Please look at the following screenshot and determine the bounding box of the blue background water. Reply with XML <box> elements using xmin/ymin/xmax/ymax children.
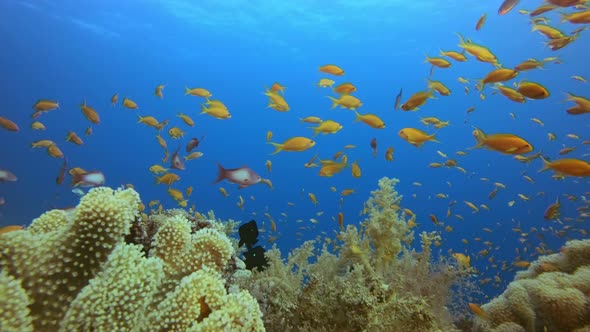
<box><xmin>1</xmin><ymin>0</ymin><xmax>589</xmax><ymax>303</ymax></box>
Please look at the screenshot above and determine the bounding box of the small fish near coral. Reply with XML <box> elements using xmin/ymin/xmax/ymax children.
<box><xmin>238</xmin><ymin>220</ymin><xmax>269</xmax><ymax>271</ymax></box>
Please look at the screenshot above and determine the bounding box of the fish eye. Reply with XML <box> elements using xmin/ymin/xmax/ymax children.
<box><xmin>244</xmin><ymin>179</ymin><xmax>249</xmax><ymax>182</ymax></box>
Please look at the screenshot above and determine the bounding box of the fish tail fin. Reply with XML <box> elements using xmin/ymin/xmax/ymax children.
<box><xmin>538</xmin><ymin>156</ymin><xmax>552</xmax><ymax>173</ymax></box>
<box><xmin>429</xmin><ymin>134</ymin><xmax>440</xmax><ymax>143</ymax></box>
<box><xmin>309</xmin><ymin>127</ymin><xmax>320</xmax><ymax>137</ymax></box>
<box><xmin>327</xmin><ymin>96</ymin><xmax>339</xmax><ymax>109</ymax></box>
<box><xmin>267</xmin><ymin>142</ymin><xmax>283</xmax><ymax>155</ymax></box>
<box><xmin>200</xmin><ymin>104</ymin><xmax>209</xmax><ymax>114</ymax></box>
<box><xmin>184</xmin><ymin>86</ymin><xmax>190</xmax><ymax>95</ymax></box>
<box><xmin>476</xmin><ymin>80</ymin><xmax>484</xmax><ymax>91</ymax></box>
<box><xmin>353</xmin><ymin>110</ymin><xmax>361</xmax><ymax>122</ymax></box>
<box><xmin>428</xmin><ymin>89</ymin><xmax>438</xmax><ymax>100</ymax></box>
<box><xmin>136</xmin><ymin>114</ymin><xmax>143</xmax><ymax>123</ymax></box>
<box><xmin>214</xmin><ymin>163</ymin><xmax>226</xmax><ymax>183</ymax></box>
<box><xmin>559</xmin><ymin>13</ymin><xmax>569</xmax><ymax>24</ymax></box>
<box><xmin>456</xmin><ymin>32</ymin><xmax>467</xmax><ymax>47</ymax></box>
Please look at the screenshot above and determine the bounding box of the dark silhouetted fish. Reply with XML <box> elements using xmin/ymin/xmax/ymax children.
<box><xmin>238</xmin><ymin>219</ymin><xmax>259</xmax><ymax>248</ymax></box>
<box><xmin>243</xmin><ymin>246</ymin><xmax>269</xmax><ymax>271</ymax></box>
<box><xmin>186</xmin><ymin>136</ymin><xmax>204</xmax><ymax>153</ymax></box>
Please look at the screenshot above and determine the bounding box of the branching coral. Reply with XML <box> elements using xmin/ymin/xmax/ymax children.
<box><xmin>237</xmin><ymin>177</ymin><xmax>469</xmax><ymax>332</ymax></box>
<box><xmin>0</xmin><ymin>187</ymin><xmax>264</xmax><ymax>332</ymax></box>
<box><xmin>473</xmin><ymin>239</ymin><xmax>590</xmax><ymax>332</ymax></box>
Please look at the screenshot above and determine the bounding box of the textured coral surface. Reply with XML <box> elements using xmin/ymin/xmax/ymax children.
<box><xmin>0</xmin><ymin>187</ymin><xmax>264</xmax><ymax>332</ymax></box>
<box><xmin>237</xmin><ymin>177</ymin><xmax>471</xmax><ymax>332</ymax></box>
<box><xmin>473</xmin><ymin>239</ymin><xmax>590</xmax><ymax>332</ymax></box>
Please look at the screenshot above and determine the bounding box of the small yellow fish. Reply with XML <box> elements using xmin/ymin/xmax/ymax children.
<box><xmin>317</xmin><ymin>78</ymin><xmax>335</xmax><ymax>88</ymax></box>
<box><xmin>168</xmin><ymin>127</ymin><xmax>184</xmax><ymax>139</ymax></box>
<box><xmin>571</xmin><ymin>75</ymin><xmax>587</xmax><ymax>83</ymax></box>
<box><xmin>351</xmin><ymin>160</ymin><xmax>361</xmax><ymax>178</ymax></box>
<box><xmin>31</xmin><ymin>121</ymin><xmax>46</xmax><ymax>130</ymax></box>
<box><xmin>122</xmin><ymin>97</ymin><xmax>139</xmax><ymax>109</ymax></box>
<box><xmin>155</xmin><ymin>84</ymin><xmax>165</xmax><ymax>99</ymax></box>
<box><xmin>177</xmin><ymin>113</ymin><xmax>195</xmax><ymax>127</ymax></box>
<box><xmin>308</xmin><ymin>193</ymin><xmax>319</xmax><ymax>206</ymax></box>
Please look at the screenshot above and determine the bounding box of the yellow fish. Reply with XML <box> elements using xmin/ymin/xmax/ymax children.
<box><xmin>310</xmin><ymin>120</ymin><xmax>343</xmax><ymax>136</ymax></box>
<box><xmin>268</xmin><ymin>137</ymin><xmax>315</xmax><ymax>154</ymax></box>
<box><xmin>398</xmin><ymin>128</ymin><xmax>439</xmax><ymax>147</ymax></box>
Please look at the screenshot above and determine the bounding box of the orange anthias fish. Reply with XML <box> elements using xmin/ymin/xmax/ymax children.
<box><xmin>0</xmin><ymin>115</ymin><xmax>19</xmax><ymax>132</ymax></box>
<box><xmin>268</xmin><ymin>137</ymin><xmax>316</xmax><ymax>154</ymax></box>
<box><xmin>539</xmin><ymin>156</ymin><xmax>590</xmax><ymax>177</ymax></box>
<box><xmin>399</xmin><ymin>128</ymin><xmax>439</xmax><ymax>147</ymax></box>
<box><xmin>472</xmin><ymin>127</ymin><xmax>533</xmax><ymax>154</ymax></box>
<box><xmin>468</xmin><ymin>303</ymin><xmax>489</xmax><ymax>320</ymax></box>
<box><xmin>319</xmin><ymin>64</ymin><xmax>345</xmax><ymax>76</ymax></box>
<box><xmin>0</xmin><ymin>225</ymin><xmax>24</xmax><ymax>235</ymax></box>
<box><xmin>544</xmin><ymin>197</ymin><xmax>561</xmax><ymax>220</ymax></box>
<box><xmin>475</xmin><ymin>13</ymin><xmax>487</xmax><ymax>31</ymax></box>
<box><xmin>498</xmin><ymin>0</ymin><xmax>520</xmax><ymax>15</ymax></box>
<box><xmin>401</xmin><ymin>90</ymin><xmax>434</xmax><ymax>111</ymax></box>
<box><xmin>80</xmin><ymin>100</ymin><xmax>100</xmax><ymax>124</ymax></box>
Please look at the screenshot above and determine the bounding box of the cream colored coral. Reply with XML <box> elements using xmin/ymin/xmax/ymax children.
<box><xmin>474</xmin><ymin>239</ymin><xmax>590</xmax><ymax>332</ymax></box>
<box><xmin>27</xmin><ymin>209</ymin><xmax>69</xmax><ymax>234</ymax></box>
<box><xmin>151</xmin><ymin>214</ymin><xmax>234</xmax><ymax>279</ymax></box>
<box><xmin>192</xmin><ymin>290</ymin><xmax>265</xmax><ymax>332</ymax></box>
<box><xmin>151</xmin><ymin>214</ymin><xmax>193</xmax><ymax>278</ymax></box>
<box><xmin>0</xmin><ymin>187</ymin><xmax>140</xmax><ymax>330</ymax></box>
<box><xmin>147</xmin><ymin>273</ymin><xmax>266</xmax><ymax>332</ymax></box>
<box><xmin>0</xmin><ymin>186</ymin><xmax>265</xmax><ymax>332</ymax></box>
<box><xmin>0</xmin><ymin>271</ymin><xmax>33</xmax><ymax>332</ymax></box>
<box><xmin>59</xmin><ymin>244</ymin><xmax>164</xmax><ymax>331</ymax></box>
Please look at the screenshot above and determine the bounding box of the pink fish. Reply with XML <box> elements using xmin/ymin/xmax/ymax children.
<box><xmin>56</xmin><ymin>158</ymin><xmax>68</xmax><ymax>185</ymax></box>
<box><xmin>171</xmin><ymin>147</ymin><xmax>186</xmax><ymax>170</ymax></box>
<box><xmin>0</xmin><ymin>169</ymin><xmax>17</xmax><ymax>182</ymax></box>
<box><xmin>214</xmin><ymin>163</ymin><xmax>261</xmax><ymax>189</ymax></box>
<box><xmin>0</xmin><ymin>197</ymin><xmax>5</xmax><ymax>206</ymax></box>
<box><xmin>71</xmin><ymin>171</ymin><xmax>105</xmax><ymax>187</ymax></box>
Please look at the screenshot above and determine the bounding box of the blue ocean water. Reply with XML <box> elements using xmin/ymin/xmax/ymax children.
<box><xmin>0</xmin><ymin>0</ymin><xmax>588</xmax><ymax>303</ymax></box>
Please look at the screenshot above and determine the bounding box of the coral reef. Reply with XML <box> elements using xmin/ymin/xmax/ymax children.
<box><xmin>473</xmin><ymin>239</ymin><xmax>590</xmax><ymax>332</ymax></box>
<box><xmin>0</xmin><ymin>187</ymin><xmax>264</xmax><ymax>332</ymax></box>
<box><xmin>236</xmin><ymin>177</ymin><xmax>471</xmax><ymax>332</ymax></box>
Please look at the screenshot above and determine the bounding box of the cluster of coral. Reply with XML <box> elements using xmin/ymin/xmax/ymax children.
<box><xmin>236</xmin><ymin>177</ymin><xmax>472</xmax><ymax>332</ymax></box>
<box><xmin>0</xmin><ymin>187</ymin><xmax>264</xmax><ymax>332</ymax></box>
<box><xmin>473</xmin><ymin>238</ymin><xmax>590</xmax><ymax>332</ymax></box>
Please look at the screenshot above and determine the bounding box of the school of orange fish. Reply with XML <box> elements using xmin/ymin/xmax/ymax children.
<box><xmin>1</xmin><ymin>0</ymin><xmax>590</xmax><ymax>315</ymax></box>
